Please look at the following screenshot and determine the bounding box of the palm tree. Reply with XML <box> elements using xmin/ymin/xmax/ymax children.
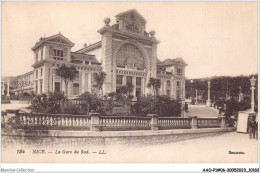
<box><xmin>56</xmin><ymin>64</ymin><xmax>77</xmax><ymax>97</ymax></box>
<box><xmin>147</xmin><ymin>77</ymin><xmax>161</xmax><ymax>97</ymax></box>
<box><xmin>94</xmin><ymin>71</ymin><xmax>106</xmax><ymax>98</ymax></box>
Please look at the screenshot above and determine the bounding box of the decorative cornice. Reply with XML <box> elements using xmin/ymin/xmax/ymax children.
<box><xmin>98</xmin><ymin>26</ymin><xmax>159</xmax><ymax>44</ymax></box>
<box><xmin>31</xmin><ymin>33</ymin><xmax>75</xmax><ymax>51</ymax></box>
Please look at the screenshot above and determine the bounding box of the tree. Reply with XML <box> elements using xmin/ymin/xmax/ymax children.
<box><xmin>94</xmin><ymin>71</ymin><xmax>106</xmax><ymax>98</ymax></box>
<box><xmin>147</xmin><ymin>77</ymin><xmax>161</xmax><ymax>96</ymax></box>
<box><xmin>56</xmin><ymin>64</ymin><xmax>78</xmax><ymax>96</ymax></box>
<box><xmin>119</xmin><ymin>82</ymin><xmax>134</xmax><ymax>98</ymax></box>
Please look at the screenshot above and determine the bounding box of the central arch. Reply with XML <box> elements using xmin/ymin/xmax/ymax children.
<box><xmin>112</xmin><ymin>39</ymin><xmax>151</xmax><ymax>96</ymax></box>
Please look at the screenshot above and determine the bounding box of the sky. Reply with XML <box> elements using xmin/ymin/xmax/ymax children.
<box><xmin>1</xmin><ymin>1</ymin><xmax>258</xmax><ymax>79</ymax></box>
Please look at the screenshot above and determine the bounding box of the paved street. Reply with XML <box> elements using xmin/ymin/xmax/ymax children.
<box><xmin>105</xmin><ymin>131</ymin><xmax>258</xmax><ymax>163</ymax></box>
<box><xmin>185</xmin><ymin>104</ymin><xmax>219</xmax><ymax>117</ymax></box>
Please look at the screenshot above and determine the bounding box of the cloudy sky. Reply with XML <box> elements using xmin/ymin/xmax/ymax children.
<box><xmin>2</xmin><ymin>1</ymin><xmax>258</xmax><ymax>79</ymax></box>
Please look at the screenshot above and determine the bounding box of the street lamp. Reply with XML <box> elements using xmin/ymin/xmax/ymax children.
<box><xmin>250</xmin><ymin>76</ymin><xmax>256</xmax><ymax>113</ymax></box>
<box><xmin>206</xmin><ymin>79</ymin><xmax>211</xmax><ymax>107</ymax></box>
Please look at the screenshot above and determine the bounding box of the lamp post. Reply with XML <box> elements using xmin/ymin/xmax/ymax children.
<box><xmin>206</xmin><ymin>80</ymin><xmax>211</xmax><ymax>107</ymax></box>
<box><xmin>250</xmin><ymin>76</ymin><xmax>256</xmax><ymax>113</ymax></box>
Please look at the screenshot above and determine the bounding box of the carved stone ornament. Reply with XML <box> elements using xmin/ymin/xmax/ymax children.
<box><xmin>104</xmin><ymin>18</ymin><xmax>111</xmax><ymax>26</ymax></box>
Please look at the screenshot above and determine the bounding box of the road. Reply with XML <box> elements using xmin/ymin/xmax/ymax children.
<box><xmin>185</xmin><ymin>104</ymin><xmax>219</xmax><ymax>117</ymax></box>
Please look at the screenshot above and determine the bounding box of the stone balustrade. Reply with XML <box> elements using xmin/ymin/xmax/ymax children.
<box><xmin>100</xmin><ymin>115</ymin><xmax>151</xmax><ymax>131</ymax></box>
<box><xmin>197</xmin><ymin>117</ymin><xmax>221</xmax><ymax>128</ymax></box>
<box><xmin>18</xmin><ymin>113</ymin><xmax>91</xmax><ymax>130</ymax></box>
<box><xmin>2</xmin><ymin>110</ymin><xmax>227</xmax><ymax>131</ymax></box>
<box><xmin>158</xmin><ymin>117</ymin><xmax>192</xmax><ymax>130</ymax></box>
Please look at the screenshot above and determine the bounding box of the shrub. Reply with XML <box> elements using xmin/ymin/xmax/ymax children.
<box><xmin>30</xmin><ymin>92</ymin><xmax>67</xmax><ymax>114</ymax></box>
<box><xmin>78</xmin><ymin>92</ymin><xmax>104</xmax><ymax>113</ymax></box>
<box><xmin>132</xmin><ymin>95</ymin><xmax>181</xmax><ymax>116</ymax></box>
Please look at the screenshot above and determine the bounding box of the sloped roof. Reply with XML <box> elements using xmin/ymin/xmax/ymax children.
<box><xmin>157</xmin><ymin>58</ymin><xmax>188</xmax><ymax>67</ymax></box>
<box><xmin>71</xmin><ymin>52</ymin><xmax>99</xmax><ymax>63</ymax></box>
<box><xmin>32</xmin><ymin>33</ymin><xmax>74</xmax><ymax>51</ymax></box>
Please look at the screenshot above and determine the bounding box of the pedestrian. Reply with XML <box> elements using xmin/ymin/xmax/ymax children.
<box><xmin>248</xmin><ymin>116</ymin><xmax>257</xmax><ymax>139</ymax></box>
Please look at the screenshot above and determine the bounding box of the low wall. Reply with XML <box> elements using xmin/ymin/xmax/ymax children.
<box><xmin>1</xmin><ymin>127</ymin><xmax>236</xmax><ymax>148</ymax></box>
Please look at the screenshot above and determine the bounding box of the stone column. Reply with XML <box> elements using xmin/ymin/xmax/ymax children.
<box><xmin>90</xmin><ymin>112</ymin><xmax>101</xmax><ymax>131</ymax></box>
<box><xmin>101</xmin><ymin>31</ymin><xmax>113</xmax><ymax>95</ymax></box>
<box><xmin>191</xmin><ymin>116</ymin><xmax>198</xmax><ymax>129</ymax></box>
<box><xmin>195</xmin><ymin>89</ymin><xmax>198</xmax><ymax>105</ymax></box>
<box><xmin>206</xmin><ymin>80</ymin><xmax>211</xmax><ymax>107</ymax></box>
<box><xmin>250</xmin><ymin>76</ymin><xmax>256</xmax><ymax>113</ymax></box>
<box><xmin>148</xmin><ymin>114</ymin><xmax>158</xmax><ymax>130</ymax></box>
<box><xmin>87</xmin><ymin>73</ymin><xmax>92</xmax><ymax>92</ymax></box>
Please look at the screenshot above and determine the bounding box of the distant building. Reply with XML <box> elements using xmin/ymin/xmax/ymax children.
<box><xmin>12</xmin><ymin>9</ymin><xmax>187</xmax><ymax>99</ymax></box>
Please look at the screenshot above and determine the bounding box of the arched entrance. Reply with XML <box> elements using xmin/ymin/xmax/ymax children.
<box><xmin>114</xmin><ymin>41</ymin><xmax>149</xmax><ymax>96</ymax></box>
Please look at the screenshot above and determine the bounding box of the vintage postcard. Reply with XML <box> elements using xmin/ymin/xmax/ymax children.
<box><xmin>1</xmin><ymin>1</ymin><xmax>258</xmax><ymax>169</ymax></box>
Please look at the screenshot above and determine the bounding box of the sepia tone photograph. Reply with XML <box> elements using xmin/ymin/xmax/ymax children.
<box><xmin>1</xmin><ymin>1</ymin><xmax>258</xmax><ymax>167</ymax></box>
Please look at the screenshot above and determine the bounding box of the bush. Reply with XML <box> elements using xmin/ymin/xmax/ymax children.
<box><xmin>78</xmin><ymin>92</ymin><xmax>104</xmax><ymax>113</ymax></box>
<box><xmin>132</xmin><ymin>95</ymin><xmax>181</xmax><ymax>116</ymax></box>
<box><xmin>30</xmin><ymin>92</ymin><xmax>67</xmax><ymax>114</ymax></box>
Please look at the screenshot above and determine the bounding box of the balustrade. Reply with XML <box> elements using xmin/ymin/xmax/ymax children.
<box><xmin>100</xmin><ymin>116</ymin><xmax>151</xmax><ymax>130</ymax></box>
<box><xmin>158</xmin><ymin>117</ymin><xmax>192</xmax><ymax>129</ymax></box>
<box><xmin>17</xmin><ymin>113</ymin><xmax>91</xmax><ymax>130</ymax></box>
<box><xmin>2</xmin><ymin>111</ymin><xmax>225</xmax><ymax>131</ymax></box>
<box><xmin>197</xmin><ymin>118</ymin><xmax>221</xmax><ymax>128</ymax></box>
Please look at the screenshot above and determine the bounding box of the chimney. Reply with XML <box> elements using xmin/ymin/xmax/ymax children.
<box><xmin>84</xmin><ymin>43</ymin><xmax>87</xmax><ymax>48</ymax></box>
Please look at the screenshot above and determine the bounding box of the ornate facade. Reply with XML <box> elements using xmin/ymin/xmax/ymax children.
<box><xmin>14</xmin><ymin>9</ymin><xmax>187</xmax><ymax>99</ymax></box>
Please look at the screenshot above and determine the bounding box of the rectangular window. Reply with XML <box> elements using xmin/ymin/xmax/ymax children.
<box><xmin>177</xmin><ymin>68</ymin><xmax>182</xmax><ymax>75</ymax></box>
<box><xmin>53</xmin><ymin>49</ymin><xmax>64</xmax><ymax>58</ymax></box>
<box><xmin>126</xmin><ymin>76</ymin><xmax>132</xmax><ymax>84</ymax></box>
<box><xmin>41</xmin><ymin>68</ymin><xmax>43</xmax><ymax>77</ymax></box>
<box><xmin>177</xmin><ymin>81</ymin><xmax>180</xmax><ymax>87</ymax></box>
<box><xmin>55</xmin><ymin>82</ymin><xmax>60</xmax><ymax>92</ymax></box>
<box><xmin>41</xmin><ymin>49</ymin><xmax>43</xmax><ymax>60</ymax></box>
<box><xmin>73</xmin><ymin>83</ymin><xmax>79</xmax><ymax>95</ymax></box>
<box><xmin>35</xmin><ymin>82</ymin><xmax>38</xmax><ymax>94</ymax></box>
<box><xmin>116</xmin><ymin>75</ymin><xmax>123</xmax><ymax>85</ymax></box>
<box><xmin>136</xmin><ymin>77</ymin><xmax>141</xmax><ymax>86</ymax></box>
<box><xmin>75</xmin><ymin>71</ymin><xmax>79</xmax><ymax>78</ymax></box>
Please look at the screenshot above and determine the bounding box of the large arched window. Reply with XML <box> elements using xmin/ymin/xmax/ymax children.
<box><xmin>116</xmin><ymin>43</ymin><xmax>145</xmax><ymax>70</ymax></box>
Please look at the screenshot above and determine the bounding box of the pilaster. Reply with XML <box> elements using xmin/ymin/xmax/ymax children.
<box><xmin>101</xmin><ymin>31</ymin><xmax>113</xmax><ymax>95</ymax></box>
